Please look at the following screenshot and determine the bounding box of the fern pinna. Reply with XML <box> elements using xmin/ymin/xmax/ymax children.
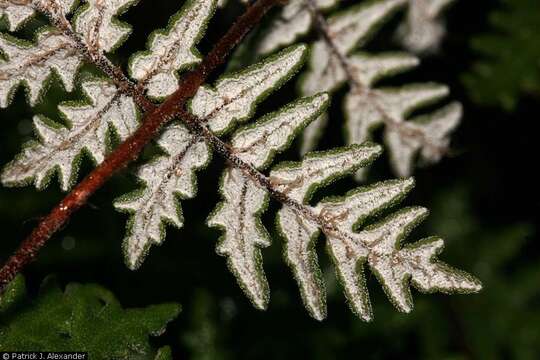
<box><xmin>239</xmin><ymin>0</ymin><xmax>460</xmax><ymax>178</ymax></box>
<box><xmin>0</xmin><ymin>0</ymin><xmax>480</xmax><ymax>321</ymax></box>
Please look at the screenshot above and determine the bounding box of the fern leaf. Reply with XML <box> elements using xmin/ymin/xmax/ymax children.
<box><xmin>1</xmin><ymin>78</ymin><xmax>138</xmax><ymax>190</ymax></box>
<box><xmin>271</xmin><ymin>145</ymin><xmax>381</xmax><ymax>201</ymax></box>
<box><xmin>0</xmin><ymin>29</ymin><xmax>81</xmax><ymax>107</ymax></box>
<box><xmin>254</xmin><ymin>0</ymin><xmax>455</xmax><ymax>55</ymax></box>
<box><xmin>0</xmin><ymin>0</ymin><xmax>480</xmax><ymax>324</ymax></box>
<box><xmin>224</xmin><ymin>0</ymin><xmax>460</xmax><ymax>177</ymax></box>
<box><xmin>257</xmin><ymin>0</ymin><xmax>337</xmax><ymax>55</ymax></box>
<box><xmin>115</xmin><ymin>124</ymin><xmax>210</xmax><ymax>270</ymax></box>
<box><xmin>378</xmin><ymin>79</ymin><xmax>449</xmax><ymax>114</ymax></box>
<box><xmin>74</xmin><ymin>0</ymin><xmax>138</xmax><ymax>53</ymax></box>
<box><xmin>302</xmin><ymin>52</ymin><xmax>421</xmax><ymax>157</ymax></box>
<box><xmin>0</xmin><ymin>275</ymin><xmax>179</xmax><ymax>357</ymax></box>
<box><xmin>348</xmin><ymin>52</ymin><xmax>420</xmax><ymax>87</ymax></box>
<box><xmin>301</xmin><ymin>0</ymin><xmax>407</xmax><ymax>92</ymax></box>
<box><xmin>190</xmin><ymin>44</ymin><xmax>307</xmax><ymax>134</ymax></box>
<box><xmin>396</xmin><ymin>0</ymin><xmax>455</xmax><ymax>53</ymax></box>
<box><xmin>323</xmin><ymin>0</ymin><xmax>406</xmax><ymax>54</ymax></box>
<box><xmin>231</xmin><ymin>94</ymin><xmax>329</xmax><ymax>169</ymax></box>
<box><xmin>0</xmin><ymin>0</ymin><xmax>139</xmax><ymax>107</ymax></box>
<box><xmin>113</xmin><ymin>0</ymin><xmax>219</xmax><ymax>267</ymax></box>
<box><xmin>129</xmin><ymin>0</ymin><xmax>216</xmax><ymax>99</ymax></box>
<box><xmin>208</xmin><ymin>94</ymin><xmax>329</xmax><ymax>309</ymax></box>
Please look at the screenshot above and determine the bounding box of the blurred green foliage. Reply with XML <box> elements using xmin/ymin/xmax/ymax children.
<box><xmin>0</xmin><ymin>275</ymin><xmax>179</xmax><ymax>359</ymax></box>
<box><xmin>463</xmin><ymin>0</ymin><xmax>540</xmax><ymax>110</ymax></box>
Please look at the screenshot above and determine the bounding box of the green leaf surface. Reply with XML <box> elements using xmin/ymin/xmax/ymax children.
<box><xmin>0</xmin><ymin>276</ymin><xmax>179</xmax><ymax>360</ymax></box>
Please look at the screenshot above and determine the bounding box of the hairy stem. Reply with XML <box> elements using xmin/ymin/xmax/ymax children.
<box><xmin>304</xmin><ymin>0</ymin><xmax>447</xmax><ymax>156</ymax></box>
<box><xmin>0</xmin><ymin>0</ymin><xmax>282</xmax><ymax>290</ymax></box>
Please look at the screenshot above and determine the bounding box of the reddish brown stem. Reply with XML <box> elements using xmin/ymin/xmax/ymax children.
<box><xmin>0</xmin><ymin>0</ymin><xmax>281</xmax><ymax>290</ymax></box>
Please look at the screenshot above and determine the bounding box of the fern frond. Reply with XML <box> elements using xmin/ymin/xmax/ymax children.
<box><xmin>383</xmin><ymin>101</ymin><xmax>461</xmax><ymax>177</ymax></box>
<box><xmin>226</xmin><ymin>0</ymin><xmax>460</xmax><ymax>178</ymax></box>
<box><xmin>272</xmin><ymin>150</ymin><xmax>479</xmax><ymax>320</ymax></box>
<box><xmin>1</xmin><ymin>0</ymin><xmax>215</xmax><ymax>191</ymax></box>
<box><xmin>257</xmin><ymin>0</ymin><xmax>455</xmax><ymax>56</ymax></box>
<box><xmin>0</xmin><ymin>0</ymin><xmax>481</xmax><ymax>324</ymax></box>
<box><xmin>229</xmin><ymin>0</ymin><xmax>459</xmax><ymax>177</ymax></box>
<box><xmin>356</xmin><ymin>207</ymin><xmax>480</xmax><ymax>312</ymax></box>
<box><xmin>194</xmin><ymin>57</ymin><xmax>477</xmax><ymax>320</ymax></box>
<box><xmin>273</xmin><ymin>144</ymin><xmax>381</xmax><ymax>320</ymax></box>
<box><xmin>203</xmin><ymin>99</ymin><xmax>479</xmax><ymax>321</ymax></box>
<box><xmin>0</xmin><ymin>0</ymin><xmax>136</xmax><ymax>108</ymax></box>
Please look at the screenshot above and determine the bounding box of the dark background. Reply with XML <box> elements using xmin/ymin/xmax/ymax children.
<box><xmin>1</xmin><ymin>0</ymin><xmax>539</xmax><ymax>358</ymax></box>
